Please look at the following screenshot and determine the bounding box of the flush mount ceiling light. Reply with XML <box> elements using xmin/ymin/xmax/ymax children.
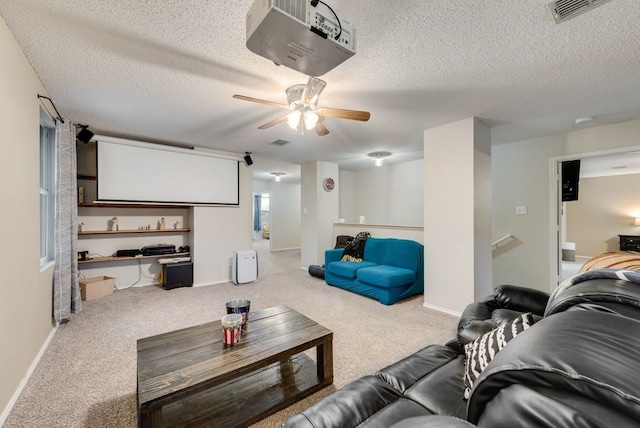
<box><xmin>270</xmin><ymin>172</ymin><xmax>286</xmax><ymax>182</ymax></box>
<box><xmin>368</xmin><ymin>151</ymin><xmax>391</xmax><ymax>167</ymax></box>
<box><xmin>574</xmin><ymin>116</ymin><xmax>594</xmax><ymax>126</ymax></box>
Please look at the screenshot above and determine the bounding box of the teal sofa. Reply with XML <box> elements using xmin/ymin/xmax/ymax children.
<box><xmin>324</xmin><ymin>237</ymin><xmax>424</xmax><ymax>305</ymax></box>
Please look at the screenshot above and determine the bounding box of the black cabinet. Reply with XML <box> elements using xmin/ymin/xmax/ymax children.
<box><xmin>619</xmin><ymin>235</ymin><xmax>640</xmax><ymax>252</ymax></box>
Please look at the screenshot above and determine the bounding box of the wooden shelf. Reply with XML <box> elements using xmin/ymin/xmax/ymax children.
<box><xmin>78</xmin><ymin>203</ymin><xmax>189</xmax><ymax>209</ymax></box>
<box><xmin>78</xmin><ymin>228</ymin><xmax>190</xmax><ymax>236</ymax></box>
<box><xmin>78</xmin><ymin>252</ymin><xmax>190</xmax><ymax>264</ymax></box>
<box><xmin>77</xmin><ymin>173</ymin><xmax>97</xmax><ymax>180</ymax></box>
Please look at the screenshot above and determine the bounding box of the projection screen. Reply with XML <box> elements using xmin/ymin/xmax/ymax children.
<box><xmin>95</xmin><ymin>136</ymin><xmax>239</xmax><ymax>205</ymax></box>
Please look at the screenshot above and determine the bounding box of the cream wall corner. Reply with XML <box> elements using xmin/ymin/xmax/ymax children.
<box><xmin>0</xmin><ymin>17</ymin><xmax>55</xmax><ymax>421</ymax></box>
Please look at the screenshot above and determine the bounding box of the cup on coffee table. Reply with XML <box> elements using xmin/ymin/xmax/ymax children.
<box><xmin>226</xmin><ymin>299</ymin><xmax>251</xmax><ymax>331</ymax></box>
<box><xmin>221</xmin><ymin>313</ymin><xmax>243</xmax><ymax>345</ymax></box>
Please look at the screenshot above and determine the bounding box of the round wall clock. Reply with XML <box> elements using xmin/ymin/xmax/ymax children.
<box><xmin>322</xmin><ymin>177</ymin><xmax>335</xmax><ymax>192</ymax></box>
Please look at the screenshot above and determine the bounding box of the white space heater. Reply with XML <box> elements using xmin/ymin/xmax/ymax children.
<box><xmin>232</xmin><ymin>250</ymin><xmax>258</xmax><ymax>285</ymax></box>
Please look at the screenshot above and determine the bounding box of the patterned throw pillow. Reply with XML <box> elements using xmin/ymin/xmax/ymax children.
<box><xmin>463</xmin><ymin>312</ymin><xmax>536</xmax><ymax>399</ymax></box>
<box><xmin>340</xmin><ymin>231</ymin><xmax>371</xmax><ymax>262</ymax></box>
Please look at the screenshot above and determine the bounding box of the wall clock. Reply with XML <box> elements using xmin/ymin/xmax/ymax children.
<box><xmin>322</xmin><ymin>177</ymin><xmax>335</xmax><ymax>192</ymax></box>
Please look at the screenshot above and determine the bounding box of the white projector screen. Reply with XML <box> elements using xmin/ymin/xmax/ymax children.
<box><xmin>96</xmin><ymin>137</ymin><xmax>239</xmax><ymax>205</ymax></box>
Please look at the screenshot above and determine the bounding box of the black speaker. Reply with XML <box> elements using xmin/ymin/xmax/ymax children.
<box><xmin>243</xmin><ymin>152</ymin><xmax>253</xmax><ymax>166</ymax></box>
<box><xmin>76</xmin><ymin>126</ymin><xmax>94</xmax><ymax>144</ymax></box>
<box><xmin>162</xmin><ymin>262</ymin><xmax>193</xmax><ymax>290</ymax></box>
<box><xmin>561</xmin><ymin>160</ymin><xmax>580</xmax><ymax>202</ymax></box>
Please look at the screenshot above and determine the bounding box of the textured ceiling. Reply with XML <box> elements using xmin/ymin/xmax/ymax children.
<box><xmin>2</xmin><ymin>0</ymin><xmax>640</xmax><ymax>183</ymax></box>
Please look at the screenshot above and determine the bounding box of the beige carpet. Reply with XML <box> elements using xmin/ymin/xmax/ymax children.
<box><xmin>4</xmin><ymin>240</ymin><xmax>458</xmax><ymax>427</ymax></box>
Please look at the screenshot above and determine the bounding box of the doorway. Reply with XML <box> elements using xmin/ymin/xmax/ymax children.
<box><xmin>253</xmin><ymin>192</ymin><xmax>270</xmax><ymax>242</ymax></box>
<box><xmin>550</xmin><ymin>146</ymin><xmax>640</xmax><ymax>287</ymax></box>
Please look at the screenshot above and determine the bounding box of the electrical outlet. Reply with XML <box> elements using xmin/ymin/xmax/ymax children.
<box><xmin>515</xmin><ymin>205</ymin><xmax>527</xmax><ymax>215</ymax></box>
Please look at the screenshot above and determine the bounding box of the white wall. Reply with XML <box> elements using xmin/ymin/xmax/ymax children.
<box><xmin>190</xmin><ymin>196</ymin><xmax>253</xmax><ymax>286</ymax></box>
<box><xmin>301</xmin><ymin>161</ymin><xmax>339</xmax><ymax>267</ymax></box>
<box><xmin>349</xmin><ymin>159</ymin><xmax>423</xmax><ymax>226</ymax></box>
<box><xmin>423</xmin><ymin>118</ymin><xmax>491</xmax><ymax>314</ymax></box>
<box><xmin>338</xmin><ymin>170</ymin><xmax>355</xmax><ymax>223</ymax></box>
<box><xmin>492</xmin><ymin>118</ymin><xmax>640</xmax><ymax>293</ymax></box>
<box><xmin>253</xmin><ymin>180</ymin><xmax>301</xmax><ymax>251</ymax></box>
<box><xmin>0</xmin><ymin>17</ymin><xmax>55</xmax><ymax>421</ymax></box>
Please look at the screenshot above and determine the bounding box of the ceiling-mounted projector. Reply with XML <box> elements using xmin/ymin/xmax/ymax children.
<box><xmin>245</xmin><ymin>0</ymin><xmax>356</xmax><ymax>76</ymax></box>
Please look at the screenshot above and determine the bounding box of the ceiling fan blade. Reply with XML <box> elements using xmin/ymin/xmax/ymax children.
<box><xmin>258</xmin><ymin>114</ymin><xmax>289</xmax><ymax>129</ymax></box>
<box><xmin>233</xmin><ymin>94</ymin><xmax>287</xmax><ymax>109</ymax></box>
<box><xmin>319</xmin><ymin>107</ymin><xmax>371</xmax><ymax>121</ymax></box>
<box><xmin>315</xmin><ymin>122</ymin><xmax>330</xmax><ymax>136</ymax></box>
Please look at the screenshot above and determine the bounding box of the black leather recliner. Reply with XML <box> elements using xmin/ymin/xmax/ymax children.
<box><xmin>456</xmin><ymin>284</ymin><xmax>549</xmax><ymax>347</ymax></box>
<box><xmin>283</xmin><ymin>278</ymin><xmax>640</xmax><ymax>427</ymax></box>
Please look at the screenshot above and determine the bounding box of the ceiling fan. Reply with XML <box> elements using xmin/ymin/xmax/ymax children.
<box><xmin>233</xmin><ymin>77</ymin><xmax>370</xmax><ymax>136</ymax></box>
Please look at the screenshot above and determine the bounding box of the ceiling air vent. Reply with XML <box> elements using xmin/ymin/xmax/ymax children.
<box><xmin>547</xmin><ymin>0</ymin><xmax>612</xmax><ymax>24</ymax></box>
<box><xmin>270</xmin><ymin>139</ymin><xmax>291</xmax><ymax>147</ymax></box>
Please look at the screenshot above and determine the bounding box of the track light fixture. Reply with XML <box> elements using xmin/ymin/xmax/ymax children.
<box><xmin>244</xmin><ymin>152</ymin><xmax>254</xmax><ymax>166</ymax></box>
<box><xmin>76</xmin><ymin>124</ymin><xmax>94</xmax><ymax>144</ymax></box>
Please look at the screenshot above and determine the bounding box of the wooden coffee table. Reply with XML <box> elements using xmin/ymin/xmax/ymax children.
<box><xmin>136</xmin><ymin>305</ymin><xmax>333</xmax><ymax>427</ymax></box>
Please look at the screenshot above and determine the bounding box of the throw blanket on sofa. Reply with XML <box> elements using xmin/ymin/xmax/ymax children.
<box><xmin>341</xmin><ymin>231</ymin><xmax>371</xmax><ymax>262</ymax></box>
<box><xmin>578</xmin><ymin>251</ymin><xmax>640</xmax><ymax>273</ymax></box>
<box><xmin>550</xmin><ymin>268</ymin><xmax>640</xmax><ymax>303</ymax></box>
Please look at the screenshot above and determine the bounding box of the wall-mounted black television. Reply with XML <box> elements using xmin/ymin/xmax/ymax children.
<box><xmin>561</xmin><ymin>159</ymin><xmax>580</xmax><ymax>202</ymax></box>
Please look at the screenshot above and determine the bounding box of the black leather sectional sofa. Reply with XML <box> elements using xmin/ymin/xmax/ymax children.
<box><xmin>283</xmin><ymin>275</ymin><xmax>640</xmax><ymax>427</ymax></box>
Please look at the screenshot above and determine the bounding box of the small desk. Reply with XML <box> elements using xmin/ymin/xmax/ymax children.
<box><xmin>619</xmin><ymin>235</ymin><xmax>640</xmax><ymax>252</ymax></box>
<box><xmin>136</xmin><ymin>305</ymin><xmax>333</xmax><ymax>427</ymax></box>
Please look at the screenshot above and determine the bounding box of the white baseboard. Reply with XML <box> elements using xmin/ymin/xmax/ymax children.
<box><xmin>0</xmin><ymin>325</ymin><xmax>57</xmax><ymax>425</ymax></box>
<box><xmin>422</xmin><ymin>302</ymin><xmax>462</xmax><ymax>317</ymax></box>
<box><xmin>192</xmin><ymin>279</ymin><xmax>229</xmax><ymax>287</ymax></box>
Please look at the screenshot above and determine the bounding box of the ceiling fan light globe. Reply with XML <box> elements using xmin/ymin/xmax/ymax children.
<box><xmin>302</xmin><ymin>77</ymin><xmax>327</xmax><ymax>106</ymax></box>
<box><xmin>286</xmin><ymin>84</ymin><xmax>306</xmax><ymax>106</ymax></box>
<box><xmin>287</xmin><ymin>110</ymin><xmax>302</xmax><ymax>130</ymax></box>
<box><xmin>303</xmin><ymin>111</ymin><xmax>319</xmax><ymax>130</ymax></box>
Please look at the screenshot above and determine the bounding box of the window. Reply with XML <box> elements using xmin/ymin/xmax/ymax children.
<box><xmin>40</xmin><ymin>108</ymin><xmax>55</xmax><ymax>265</ymax></box>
